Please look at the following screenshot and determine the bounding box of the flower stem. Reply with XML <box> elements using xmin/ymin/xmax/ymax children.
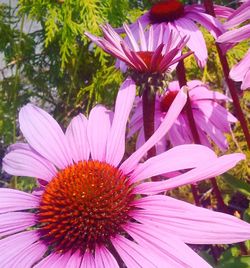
<box><xmin>142</xmin><ymin>86</ymin><xmax>156</xmax><ymax>158</ymax></box>
<box><xmin>176</xmin><ymin>60</ymin><xmax>201</xmax><ymax>206</ymax></box>
<box><xmin>204</xmin><ymin>0</ymin><xmax>250</xmax><ymax>150</ymax></box>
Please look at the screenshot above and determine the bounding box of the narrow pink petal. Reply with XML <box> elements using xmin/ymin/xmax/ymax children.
<box><xmin>19</xmin><ymin>104</ymin><xmax>73</xmax><ymax>169</ymax></box>
<box><xmin>133</xmin><ymin>195</ymin><xmax>250</xmax><ymax>244</ymax></box>
<box><xmin>112</xmin><ymin>235</ymin><xmax>165</xmax><ymax>268</ymax></box>
<box><xmin>120</xmin><ymin>88</ymin><xmax>187</xmax><ymax>174</ymax></box>
<box><xmin>0</xmin><ymin>188</ymin><xmax>40</xmax><ymax>213</ymax></box>
<box><xmin>95</xmin><ymin>246</ymin><xmax>119</xmax><ymax>268</ymax></box>
<box><xmin>123</xmin><ymin>23</ymin><xmax>140</xmax><ymax>51</ymax></box>
<box><xmin>5</xmin><ymin>241</ymin><xmax>46</xmax><ymax>268</ymax></box>
<box><xmin>0</xmin><ymin>212</ymin><xmax>35</xmax><ymax>236</ymax></box>
<box><xmin>131</xmin><ymin>145</ymin><xmax>217</xmax><ymax>183</ymax></box>
<box><xmin>135</xmin><ymin>153</ymin><xmax>245</xmax><ymax>194</ymax></box>
<box><xmin>81</xmin><ymin>251</ymin><xmax>96</xmax><ymax>268</ymax></box>
<box><xmin>66</xmin><ymin>250</ymin><xmax>83</xmax><ymax>267</ymax></box>
<box><xmin>241</xmin><ymin>69</ymin><xmax>250</xmax><ymax>90</ymax></box>
<box><xmin>65</xmin><ymin>113</ymin><xmax>90</xmax><ymax>163</ymax></box>
<box><xmin>174</xmin><ymin>18</ymin><xmax>207</xmax><ymax>67</ymax></box>
<box><xmin>0</xmin><ymin>230</ymin><xmax>40</xmax><ymax>266</ymax></box>
<box><xmin>138</xmin><ymin>21</ymin><xmax>147</xmax><ymax>51</ymax></box>
<box><xmin>87</xmin><ymin>105</ymin><xmax>111</xmax><ymax>161</ymax></box>
<box><xmin>3</xmin><ymin>146</ymin><xmax>56</xmax><ymax>181</ymax></box>
<box><xmin>34</xmin><ymin>253</ymin><xmax>61</xmax><ymax>268</ymax></box>
<box><xmin>125</xmin><ymin>222</ymin><xmax>212</xmax><ymax>268</ymax></box>
<box><xmin>186</xmin><ymin>10</ymin><xmax>224</xmax><ymax>38</ymax></box>
<box><xmin>106</xmin><ymin>78</ymin><xmax>136</xmax><ymax>167</ymax></box>
<box><xmin>213</xmin><ymin>4</ymin><xmax>234</xmax><ymax>19</ymax></box>
<box><xmin>230</xmin><ymin>48</ymin><xmax>250</xmax><ymax>82</ymax></box>
<box><xmin>217</xmin><ymin>24</ymin><xmax>250</xmax><ymax>44</ymax></box>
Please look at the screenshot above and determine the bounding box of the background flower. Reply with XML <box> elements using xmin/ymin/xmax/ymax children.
<box><xmin>129</xmin><ymin>80</ymin><xmax>237</xmax><ymax>152</ymax></box>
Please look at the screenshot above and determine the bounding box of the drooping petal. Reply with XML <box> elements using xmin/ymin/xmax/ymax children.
<box><xmin>131</xmin><ymin>145</ymin><xmax>217</xmax><ymax>183</ymax></box>
<box><xmin>0</xmin><ymin>188</ymin><xmax>40</xmax><ymax>213</ymax></box>
<box><xmin>174</xmin><ymin>18</ymin><xmax>207</xmax><ymax>67</ymax></box>
<box><xmin>3</xmin><ymin>146</ymin><xmax>56</xmax><ymax>181</ymax></box>
<box><xmin>65</xmin><ymin>113</ymin><xmax>90</xmax><ymax>163</ymax></box>
<box><xmin>120</xmin><ymin>88</ymin><xmax>187</xmax><ymax>174</ymax></box>
<box><xmin>217</xmin><ymin>24</ymin><xmax>250</xmax><ymax>44</ymax></box>
<box><xmin>135</xmin><ymin>153</ymin><xmax>245</xmax><ymax>194</ymax></box>
<box><xmin>241</xmin><ymin>69</ymin><xmax>250</xmax><ymax>90</ymax></box>
<box><xmin>133</xmin><ymin>195</ymin><xmax>250</xmax><ymax>244</ymax></box>
<box><xmin>19</xmin><ymin>104</ymin><xmax>73</xmax><ymax>169</ymax></box>
<box><xmin>0</xmin><ymin>212</ymin><xmax>36</xmax><ymax>236</ymax></box>
<box><xmin>125</xmin><ymin>222</ymin><xmax>212</xmax><ymax>268</ymax></box>
<box><xmin>106</xmin><ymin>78</ymin><xmax>136</xmax><ymax>167</ymax></box>
<box><xmin>87</xmin><ymin>105</ymin><xmax>111</xmax><ymax>161</ymax></box>
<box><xmin>95</xmin><ymin>246</ymin><xmax>119</xmax><ymax>268</ymax></box>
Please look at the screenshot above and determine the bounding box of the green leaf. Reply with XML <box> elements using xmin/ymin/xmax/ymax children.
<box><xmin>222</xmin><ymin>173</ymin><xmax>250</xmax><ymax>198</ymax></box>
<box><xmin>217</xmin><ymin>256</ymin><xmax>250</xmax><ymax>268</ymax></box>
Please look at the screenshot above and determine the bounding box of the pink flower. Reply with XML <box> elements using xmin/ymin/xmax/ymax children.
<box><xmin>117</xmin><ymin>0</ymin><xmax>233</xmax><ymax>68</ymax></box>
<box><xmin>217</xmin><ymin>0</ymin><xmax>250</xmax><ymax>90</ymax></box>
<box><xmin>85</xmin><ymin>23</ymin><xmax>192</xmax><ymax>74</ymax></box>
<box><xmin>1</xmin><ymin>78</ymin><xmax>248</xmax><ymax>267</ymax></box>
<box><xmin>129</xmin><ymin>80</ymin><xmax>237</xmax><ymax>152</ymax></box>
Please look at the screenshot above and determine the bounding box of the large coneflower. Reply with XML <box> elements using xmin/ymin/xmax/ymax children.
<box><xmin>1</xmin><ymin>78</ymin><xmax>249</xmax><ymax>267</ymax></box>
<box><xmin>129</xmin><ymin>80</ymin><xmax>237</xmax><ymax>152</ymax></box>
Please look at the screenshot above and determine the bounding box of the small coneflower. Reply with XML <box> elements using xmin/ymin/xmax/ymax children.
<box><xmin>118</xmin><ymin>0</ymin><xmax>233</xmax><ymax>68</ymax></box>
<box><xmin>129</xmin><ymin>80</ymin><xmax>237</xmax><ymax>152</ymax></box>
<box><xmin>1</xmin><ymin>79</ymin><xmax>249</xmax><ymax>267</ymax></box>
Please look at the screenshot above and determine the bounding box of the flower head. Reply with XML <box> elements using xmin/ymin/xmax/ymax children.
<box><xmin>1</xmin><ymin>78</ymin><xmax>249</xmax><ymax>267</ymax></box>
<box><xmin>129</xmin><ymin>80</ymin><xmax>237</xmax><ymax>152</ymax></box>
<box><xmin>85</xmin><ymin>23</ymin><xmax>192</xmax><ymax>75</ymax></box>
<box><xmin>119</xmin><ymin>0</ymin><xmax>233</xmax><ymax>68</ymax></box>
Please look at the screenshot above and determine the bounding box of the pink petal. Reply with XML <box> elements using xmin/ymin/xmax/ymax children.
<box><xmin>65</xmin><ymin>113</ymin><xmax>90</xmax><ymax>163</ymax></box>
<box><xmin>213</xmin><ymin>4</ymin><xmax>234</xmax><ymax>19</ymax></box>
<box><xmin>217</xmin><ymin>24</ymin><xmax>250</xmax><ymax>44</ymax></box>
<box><xmin>125</xmin><ymin>222</ymin><xmax>212</xmax><ymax>268</ymax></box>
<box><xmin>34</xmin><ymin>253</ymin><xmax>61</xmax><ymax>268</ymax></box>
<box><xmin>111</xmin><ymin>235</ymin><xmax>166</xmax><ymax>268</ymax></box>
<box><xmin>135</xmin><ymin>153</ymin><xmax>245</xmax><ymax>194</ymax></box>
<box><xmin>133</xmin><ymin>195</ymin><xmax>250</xmax><ymax>244</ymax></box>
<box><xmin>174</xmin><ymin>18</ymin><xmax>207</xmax><ymax>68</ymax></box>
<box><xmin>0</xmin><ymin>188</ymin><xmax>40</xmax><ymax>213</ymax></box>
<box><xmin>241</xmin><ymin>68</ymin><xmax>250</xmax><ymax>90</ymax></box>
<box><xmin>87</xmin><ymin>105</ymin><xmax>111</xmax><ymax>161</ymax></box>
<box><xmin>95</xmin><ymin>246</ymin><xmax>119</xmax><ymax>268</ymax></box>
<box><xmin>19</xmin><ymin>104</ymin><xmax>73</xmax><ymax>169</ymax></box>
<box><xmin>0</xmin><ymin>230</ymin><xmax>40</xmax><ymax>267</ymax></box>
<box><xmin>186</xmin><ymin>10</ymin><xmax>224</xmax><ymax>38</ymax></box>
<box><xmin>81</xmin><ymin>251</ymin><xmax>95</xmax><ymax>268</ymax></box>
<box><xmin>120</xmin><ymin>88</ymin><xmax>187</xmax><ymax>174</ymax></box>
<box><xmin>3</xmin><ymin>146</ymin><xmax>56</xmax><ymax>181</ymax></box>
<box><xmin>0</xmin><ymin>212</ymin><xmax>35</xmax><ymax>236</ymax></box>
<box><xmin>66</xmin><ymin>250</ymin><xmax>83</xmax><ymax>267</ymax></box>
<box><xmin>106</xmin><ymin>78</ymin><xmax>136</xmax><ymax>167</ymax></box>
<box><xmin>230</xmin><ymin>48</ymin><xmax>250</xmax><ymax>82</ymax></box>
<box><xmin>4</xmin><ymin>241</ymin><xmax>46</xmax><ymax>268</ymax></box>
<box><xmin>131</xmin><ymin>144</ymin><xmax>217</xmax><ymax>183</ymax></box>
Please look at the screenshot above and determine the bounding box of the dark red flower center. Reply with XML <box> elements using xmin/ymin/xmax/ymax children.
<box><xmin>150</xmin><ymin>0</ymin><xmax>185</xmax><ymax>23</ymax></box>
<box><xmin>136</xmin><ymin>51</ymin><xmax>163</xmax><ymax>73</ymax></box>
<box><xmin>38</xmin><ymin>160</ymin><xmax>134</xmax><ymax>254</ymax></box>
<box><xmin>160</xmin><ymin>90</ymin><xmax>179</xmax><ymax>112</ymax></box>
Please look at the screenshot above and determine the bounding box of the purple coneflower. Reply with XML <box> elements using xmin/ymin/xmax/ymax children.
<box><xmin>1</xmin><ymin>78</ymin><xmax>249</xmax><ymax>267</ymax></box>
<box><xmin>118</xmin><ymin>0</ymin><xmax>233</xmax><ymax>68</ymax></box>
<box><xmin>129</xmin><ymin>80</ymin><xmax>237</xmax><ymax>152</ymax></box>
<box><xmin>85</xmin><ymin>23</ymin><xmax>191</xmax><ymax>76</ymax></box>
<box><xmin>217</xmin><ymin>0</ymin><xmax>250</xmax><ymax>90</ymax></box>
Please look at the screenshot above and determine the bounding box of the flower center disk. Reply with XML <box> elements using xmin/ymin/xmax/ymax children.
<box><xmin>38</xmin><ymin>160</ymin><xmax>133</xmax><ymax>253</ymax></box>
<box><xmin>150</xmin><ymin>0</ymin><xmax>184</xmax><ymax>23</ymax></box>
